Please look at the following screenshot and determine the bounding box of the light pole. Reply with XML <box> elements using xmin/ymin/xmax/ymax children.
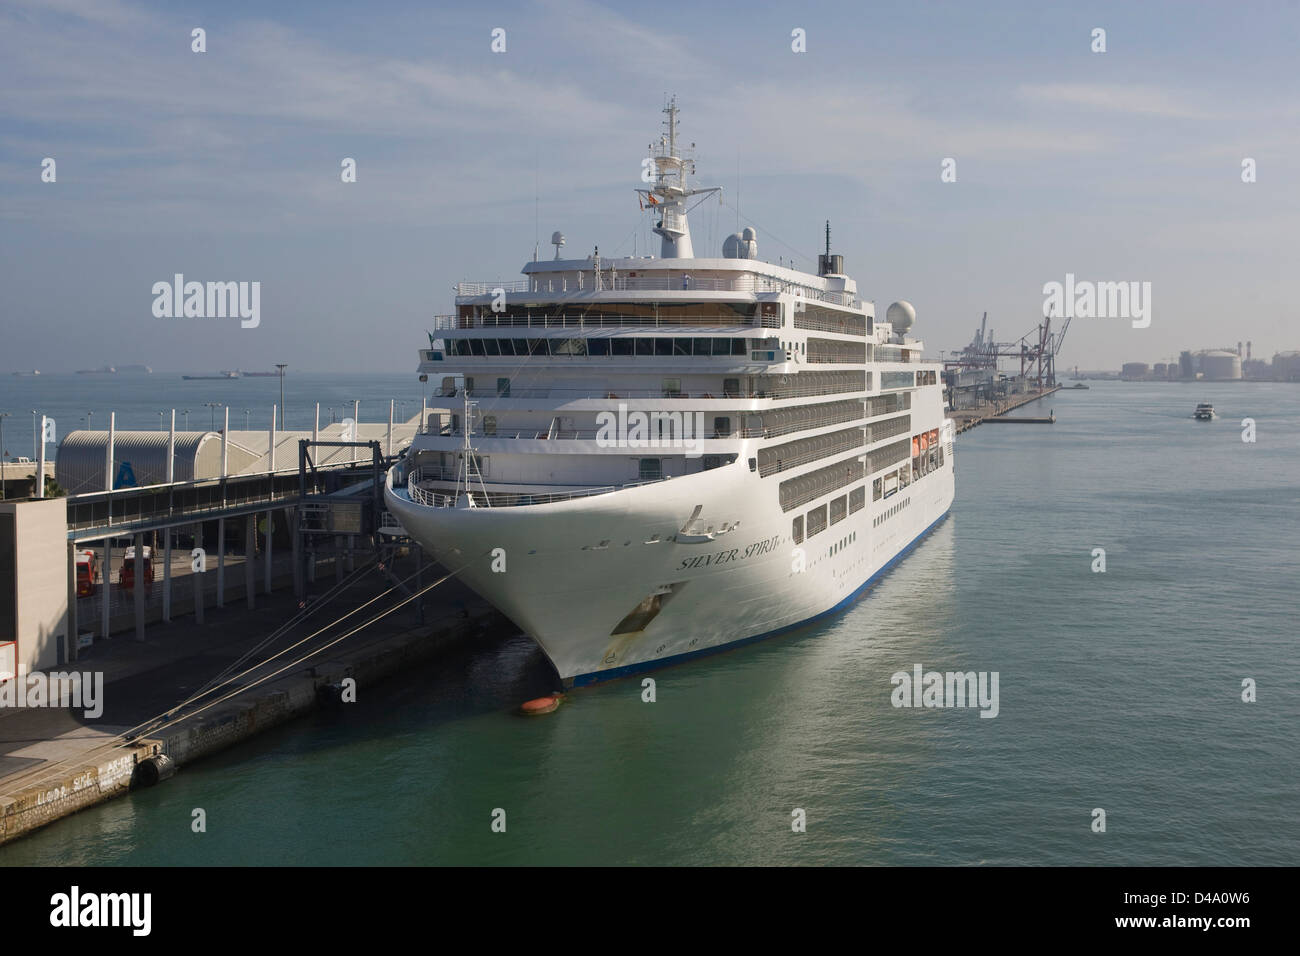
<box><xmin>275</xmin><ymin>364</ymin><xmax>287</xmax><ymax>429</ymax></box>
<box><xmin>87</xmin><ymin>411</ymin><xmax>93</xmax><ymax>431</ymax></box>
<box><xmin>183</xmin><ymin>409</ymin><xmax>190</xmax><ymax>431</ymax></box>
<box><xmin>0</xmin><ymin>412</ymin><xmax>10</xmax><ymax>500</ymax></box>
<box><xmin>159</xmin><ymin>411</ymin><xmax>165</xmax><ymax>430</ymax></box>
<box><xmin>244</xmin><ymin>408</ymin><xmax>250</xmax><ymax>430</ymax></box>
<box><xmin>31</xmin><ymin>410</ymin><xmax>37</xmax><ymax>461</ymax></box>
<box><xmin>204</xmin><ymin>402</ymin><xmax>221</xmax><ymax>432</ymax></box>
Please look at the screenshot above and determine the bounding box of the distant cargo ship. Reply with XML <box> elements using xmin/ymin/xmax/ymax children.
<box><xmin>182</xmin><ymin>370</ymin><xmax>240</xmax><ymax>380</ymax></box>
<box><xmin>77</xmin><ymin>366</ymin><xmax>116</xmax><ymax>374</ymax></box>
<box><xmin>239</xmin><ymin>370</ymin><xmax>283</xmax><ymax>377</ymax></box>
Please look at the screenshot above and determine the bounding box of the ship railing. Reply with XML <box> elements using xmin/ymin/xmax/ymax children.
<box><xmin>454</xmin><ymin>277</ymin><xmax>858</xmax><ymax>307</ymax></box>
<box><xmin>433</xmin><ymin>313</ymin><xmax>765</xmax><ymax>330</ymax></box>
<box><xmin>405</xmin><ymin>468</ymin><xmax>669</xmax><ymax>508</ymax></box>
<box><xmin>428</xmin><ymin>382</ymin><xmax>865</xmax><ymax>402</ymax></box>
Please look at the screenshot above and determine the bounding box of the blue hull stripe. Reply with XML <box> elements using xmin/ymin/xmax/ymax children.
<box><xmin>567</xmin><ymin>508</ymin><xmax>952</xmax><ymax>688</ymax></box>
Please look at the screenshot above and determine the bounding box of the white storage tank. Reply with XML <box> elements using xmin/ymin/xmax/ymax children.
<box><xmin>1197</xmin><ymin>350</ymin><xmax>1242</xmax><ymax>381</ymax></box>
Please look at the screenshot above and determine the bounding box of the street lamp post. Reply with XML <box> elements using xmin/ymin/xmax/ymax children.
<box><xmin>204</xmin><ymin>402</ymin><xmax>221</xmax><ymax>431</ymax></box>
<box><xmin>183</xmin><ymin>409</ymin><xmax>190</xmax><ymax>431</ymax></box>
<box><xmin>0</xmin><ymin>412</ymin><xmax>10</xmax><ymax>500</ymax></box>
<box><xmin>275</xmin><ymin>364</ymin><xmax>287</xmax><ymax>429</ymax></box>
<box><xmin>244</xmin><ymin>408</ymin><xmax>250</xmax><ymax>430</ymax></box>
<box><xmin>31</xmin><ymin>410</ymin><xmax>37</xmax><ymax>461</ymax></box>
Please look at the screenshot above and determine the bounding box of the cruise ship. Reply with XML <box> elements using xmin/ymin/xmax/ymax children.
<box><xmin>384</xmin><ymin>101</ymin><xmax>955</xmax><ymax>686</ymax></box>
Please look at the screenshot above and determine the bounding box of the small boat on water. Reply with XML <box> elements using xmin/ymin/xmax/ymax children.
<box><xmin>1194</xmin><ymin>402</ymin><xmax>1215</xmax><ymax>420</ymax></box>
<box><xmin>1068</xmin><ymin>383</ymin><xmax>1089</xmax><ymax>389</ymax></box>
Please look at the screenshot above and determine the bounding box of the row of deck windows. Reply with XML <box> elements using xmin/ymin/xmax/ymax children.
<box><xmin>443</xmin><ymin>337</ymin><xmax>754</xmax><ymax>358</ymax></box>
<box><xmin>789</xmin><ymin>484</ymin><xmax>869</xmax><ymax>545</ymax></box>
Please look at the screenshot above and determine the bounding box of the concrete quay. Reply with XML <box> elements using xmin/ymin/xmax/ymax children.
<box><xmin>951</xmin><ymin>385</ymin><xmax>1061</xmax><ymax>435</ymax></box>
<box><xmin>0</xmin><ymin>561</ymin><xmax>509</xmax><ymax>848</ymax></box>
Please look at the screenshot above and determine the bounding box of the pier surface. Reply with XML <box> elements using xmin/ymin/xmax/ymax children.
<box><xmin>0</xmin><ymin>564</ymin><xmax>507</xmax><ymax>848</ymax></box>
<box><xmin>951</xmin><ymin>385</ymin><xmax>1061</xmax><ymax>434</ymax></box>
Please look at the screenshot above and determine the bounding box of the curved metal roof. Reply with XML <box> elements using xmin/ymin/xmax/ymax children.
<box><xmin>55</xmin><ymin>430</ymin><xmax>223</xmax><ymax>494</ymax></box>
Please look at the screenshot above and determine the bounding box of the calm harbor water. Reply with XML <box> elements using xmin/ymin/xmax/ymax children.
<box><xmin>2</xmin><ymin>379</ymin><xmax>1297</xmax><ymax>865</ymax></box>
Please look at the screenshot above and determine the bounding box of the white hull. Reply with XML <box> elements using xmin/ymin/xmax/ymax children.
<box><xmin>385</xmin><ymin>453</ymin><xmax>954</xmax><ymax>685</ymax></box>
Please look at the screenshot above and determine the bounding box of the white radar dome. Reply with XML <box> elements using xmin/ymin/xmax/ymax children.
<box><xmin>886</xmin><ymin>300</ymin><xmax>916</xmax><ymax>333</ymax></box>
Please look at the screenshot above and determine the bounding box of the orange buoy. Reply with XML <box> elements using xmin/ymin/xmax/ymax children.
<box><xmin>520</xmin><ymin>694</ymin><xmax>563</xmax><ymax>716</ymax></box>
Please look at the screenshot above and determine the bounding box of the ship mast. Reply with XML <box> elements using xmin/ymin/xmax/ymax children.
<box><xmin>635</xmin><ymin>97</ymin><xmax>719</xmax><ymax>259</ymax></box>
<box><xmin>455</xmin><ymin>390</ymin><xmax>490</xmax><ymax>508</ymax></box>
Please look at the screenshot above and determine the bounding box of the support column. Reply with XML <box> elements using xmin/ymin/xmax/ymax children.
<box><xmin>216</xmin><ymin>517</ymin><xmax>226</xmax><ymax>607</ymax></box>
<box><xmin>263</xmin><ymin>511</ymin><xmax>273</xmax><ymax>594</ymax></box>
<box><xmin>162</xmin><ymin>525</ymin><xmax>172</xmax><ymax>622</ymax></box>
<box><xmin>193</xmin><ymin>523</ymin><xmax>204</xmax><ymax>625</ymax></box>
<box><xmin>133</xmin><ymin>531</ymin><xmax>145</xmax><ymax>641</ymax></box>
<box><xmin>292</xmin><ymin>505</ymin><xmax>303</xmax><ymax>598</ymax></box>
<box><xmin>245</xmin><ymin>515</ymin><xmax>256</xmax><ymax>609</ymax></box>
<box><xmin>67</xmin><ymin>542</ymin><xmax>79</xmax><ymax>663</ymax></box>
<box><xmin>101</xmin><ymin>538</ymin><xmax>112</xmax><ymax>639</ymax></box>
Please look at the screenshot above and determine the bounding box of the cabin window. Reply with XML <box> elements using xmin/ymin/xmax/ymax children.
<box><xmin>655</xmin><ymin>338</ymin><xmax>674</xmax><ymax>356</ymax></box>
<box><xmin>662</xmin><ymin>379</ymin><xmax>682</xmax><ymax>398</ymax></box>
<box><xmin>873</xmin><ymin>477</ymin><xmax>883</xmax><ymax>501</ymax></box>
<box><xmin>792</xmin><ymin>515</ymin><xmax>804</xmax><ymax>545</ymax></box>
<box><xmin>806</xmin><ymin>505</ymin><xmax>827</xmax><ymax>537</ymax></box>
<box><xmin>612</xmin><ymin>338</ymin><xmax>634</xmax><ymax>356</ymax></box>
<box><xmin>639</xmin><ymin>458</ymin><xmax>662</xmax><ymax>481</ymax></box>
<box><xmin>693</xmin><ymin>338</ymin><xmax>712</xmax><ymax>356</ymax></box>
<box><xmin>723</xmin><ymin>378</ymin><xmax>740</xmax><ymax>397</ymax></box>
<box><xmin>496</xmin><ymin>378</ymin><xmax>510</xmax><ymax>397</ymax></box>
<box><xmin>588</xmin><ymin>338</ymin><xmax>610</xmax><ymax>356</ymax></box>
<box><xmin>482</xmin><ymin>416</ymin><xmax>497</xmax><ymax>435</ymax></box>
<box><xmin>830</xmin><ymin>495</ymin><xmax>847</xmax><ymax>525</ymax></box>
<box><xmin>512</xmin><ymin>339</ymin><xmax>528</xmax><ymax>355</ymax></box>
<box><xmin>713</xmin><ymin>416</ymin><xmax>730</xmax><ymax>437</ymax></box>
<box><xmin>673</xmin><ymin>338</ymin><xmax>692</xmax><ymax>356</ymax></box>
<box><xmin>469</xmin><ymin>339</ymin><xmax>486</xmax><ymax>356</ymax></box>
<box><xmin>484</xmin><ymin>339</ymin><xmax>501</xmax><ymax>356</ymax></box>
<box><xmin>635</xmin><ymin>338</ymin><xmax>655</xmax><ymax>356</ymax></box>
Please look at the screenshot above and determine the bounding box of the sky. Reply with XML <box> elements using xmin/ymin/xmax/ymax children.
<box><xmin>2</xmin><ymin>0</ymin><xmax>1298</xmax><ymax>373</ymax></box>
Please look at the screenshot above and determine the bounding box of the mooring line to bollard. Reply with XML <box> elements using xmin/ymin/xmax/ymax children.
<box><xmin>0</xmin><ymin>552</ymin><xmax>484</xmax><ymax>809</ymax></box>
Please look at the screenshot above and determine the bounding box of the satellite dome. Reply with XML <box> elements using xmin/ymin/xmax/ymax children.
<box><xmin>886</xmin><ymin>300</ymin><xmax>916</xmax><ymax>333</ymax></box>
<box><xmin>722</xmin><ymin>228</ymin><xmax>758</xmax><ymax>259</ymax></box>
